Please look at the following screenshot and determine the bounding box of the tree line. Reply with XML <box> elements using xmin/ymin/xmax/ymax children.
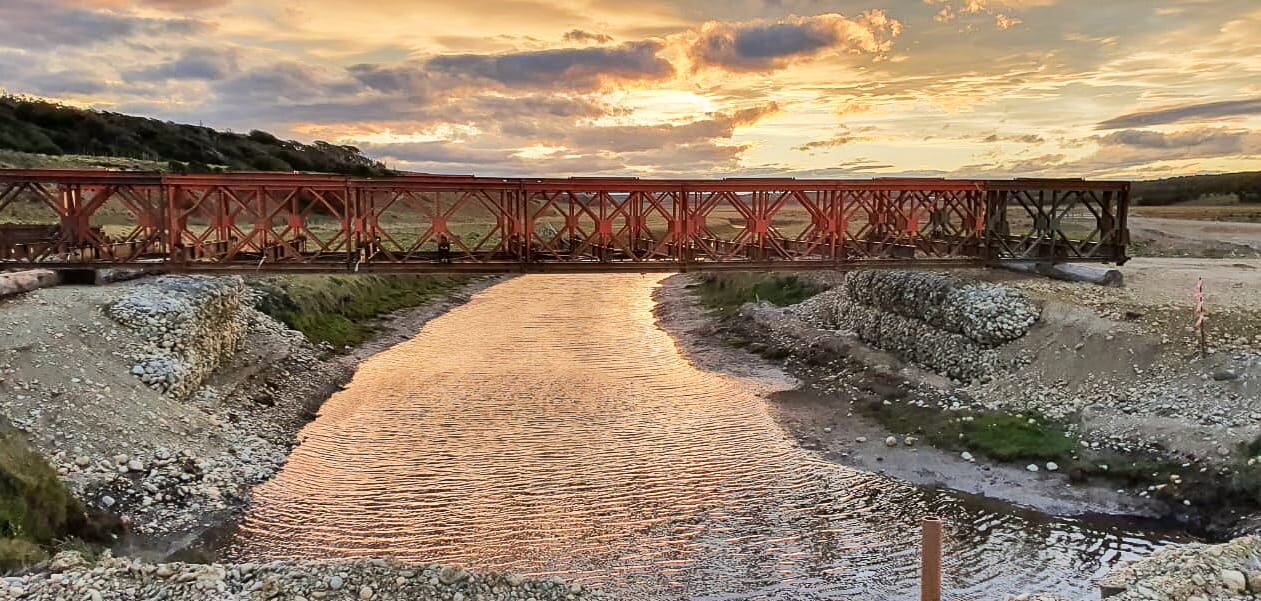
<box><xmin>1132</xmin><ymin>171</ymin><xmax>1261</xmax><ymax>205</ymax></box>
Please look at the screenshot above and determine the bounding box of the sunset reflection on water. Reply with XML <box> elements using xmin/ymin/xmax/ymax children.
<box><xmin>229</xmin><ymin>274</ymin><xmax>1175</xmax><ymax>600</ymax></box>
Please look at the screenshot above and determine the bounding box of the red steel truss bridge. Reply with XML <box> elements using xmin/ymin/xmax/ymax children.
<box><xmin>0</xmin><ymin>170</ymin><xmax>1130</xmax><ymax>274</ymax></box>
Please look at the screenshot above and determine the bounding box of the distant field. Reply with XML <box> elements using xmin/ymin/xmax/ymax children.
<box><xmin>1129</xmin><ymin>204</ymin><xmax>1261</xmax><ymax>223</ymax></box>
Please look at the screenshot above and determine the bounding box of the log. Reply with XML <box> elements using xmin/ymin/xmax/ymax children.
<box><xmin>0</xmin><ymin>269</ymin><xmax>62</xmax><ymax>299</ymax></box>
<box><xmin>1004</xmin><ymin>262</ymin><xmax>1124</xmax><ymax>287</ymax></box>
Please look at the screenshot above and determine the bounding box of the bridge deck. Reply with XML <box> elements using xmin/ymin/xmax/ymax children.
<box><xmin>0</xmin><ymin>170</ymin><xmax>1130</xmax><ymax>273</ymax></box>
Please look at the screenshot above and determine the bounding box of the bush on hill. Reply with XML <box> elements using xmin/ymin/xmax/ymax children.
<box><xmin>0</xmin><ymin>95</ymin><xmax>391</xmax><ymax>176</ymax></box>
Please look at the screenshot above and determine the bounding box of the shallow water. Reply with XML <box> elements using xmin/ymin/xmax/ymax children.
<box><xmin>229</xmin><ymin>274</ymin><xmax>1184</xmax><ymax>600</ymax></box>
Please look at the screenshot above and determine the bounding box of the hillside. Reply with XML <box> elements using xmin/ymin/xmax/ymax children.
<box><xmin>0</xmin><ymin>96</ymin><xmax>390</xmax><ymax>176</ymax></box>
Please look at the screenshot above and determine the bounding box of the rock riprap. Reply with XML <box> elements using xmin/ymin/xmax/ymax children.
<box><xmin>108</xmin><ymin>275</ymin><xmax>251</xmax><ymax>399</ymax></box>
<box><xmin>0</xmin><ymin>552</ymin><xmax>598</xmax><ymax>600</ymax></box>
<box><xmin>1010</xmin><ymin>536</ymin><xmax>1261</xmax><ymax>601</ymax></box>
<box><xmin>798</xmin><ymin>270</ymin><xmax>1041</xmax><ymax>380</ymax></box>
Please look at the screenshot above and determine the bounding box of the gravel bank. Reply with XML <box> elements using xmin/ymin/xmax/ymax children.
<box><xmin>1</xmin><ymin>551</ymin><xmax>596</xmax><ymax>600</ymax></box>
<box><xmin>669</xmin><ymin>265</ymin><xmax>1261</xmax><ymax>528</ymax></box>
<box><xmin>784</xmin><ymin>269</ymin><xmax>1259</xmax><ymax>465</ymax></box>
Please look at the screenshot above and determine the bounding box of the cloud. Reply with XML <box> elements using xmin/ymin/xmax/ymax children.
<box><xmin>981</xmin><ymin>133</ymin><xmax>1044</xmax><ymax>144</ymax></box>
<box><xmin>213</xmin><ymin>62</ymin><xmax>364</xmax><ymax>105</ymax></box>
<box><xmin>134</xmin><ymin>0</ymin><xmax>229</xmax><ymax>8</ymax></box>
<box><xmin>80</xmin><ymin>0</ymin><xmax>229</xmax><ymax>9</ymax></box>
<box><xmin>558</xmin><ymin>103</ymin><xmax>779</xmax><ymax>152</ymax></box>
<box><xmin>352</xmin><ymin>103</ymin><xmax>779</xmax><ymax>178</ymax></box>
<box><xmin>29</xmin><ymin>70</ymin><xmax>112</xmax><ymax>95</ymax></box>
<box><xmin>924</xmin><ymin>0</ymin><xmax>1037</xmax><ymax>30</ymax></box>
<box><xmin>1096</xmin><ymin>128</ymin><xmax>1261</xmax><ymax>155</ymax></box>
<box><xmin>0</xmin><ymin>0</ymin><xmax>205</xmax><ymax>49</ymax></box>
<box><xmin>562</xmin><ymin>30</ymin><xmax>612</xmax><ymax>44</ymax></box>
<box><xmin>346</xmin><ymin>63</ymin><xmax>434</xmax><ymax>97</ymax></box>
<box><xmin>125</xmin><ymin>48</ymin><xmax>240</xmax><ymax>81</ymax></box>
<box><xmin>1096</xmin><ymin>97</ymin><xmax>1261</xmax><ymax>130</ymax></box>
<box><xmin>685</xmin><ymin>11</ymin><xmax>902</xmax><ymax>72</ymax></box>
<box><xmin>957</xmin><ymin>127</ymin><xmax>1261</xmax><ymax>177</ymax></box>
<box><xmin>424</xmin><ymin>41</ymin><xmax>674</xmax><ymax>90</ymax></box>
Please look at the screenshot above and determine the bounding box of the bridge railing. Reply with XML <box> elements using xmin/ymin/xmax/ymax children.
<box><xmin>0</xmin><ymin>170</ymin><xmax>1129</xmax><ymax>272</ymax></box>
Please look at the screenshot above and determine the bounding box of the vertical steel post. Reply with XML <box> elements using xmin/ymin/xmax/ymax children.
<box><xmin>922</xmin><ymin>517</ymin><xmax>943</xmax><ymax>601</ymax></box>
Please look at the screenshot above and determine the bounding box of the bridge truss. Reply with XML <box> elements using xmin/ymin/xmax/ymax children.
<box><xmin>0</xmin><ymin>170</ymin><xmax>1129</xmax><ymax>273</ymax></box>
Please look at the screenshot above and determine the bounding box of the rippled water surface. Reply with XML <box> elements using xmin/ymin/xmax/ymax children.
<box><xmin>231</xmin><ymin>274</ymin><xmax>1180</xmax><ymax>600</ymax></box>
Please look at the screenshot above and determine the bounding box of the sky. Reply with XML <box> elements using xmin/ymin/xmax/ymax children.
<box><xmin>2</xmin><ymin>0</ymin><xmax>1260</xmax><ymax>179</ymax></box>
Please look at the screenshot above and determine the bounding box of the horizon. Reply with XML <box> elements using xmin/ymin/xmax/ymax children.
<box><xmin>1</xmin><ymin>1</ymin><xmax>1259</xmax><ymax>180</ymax></box>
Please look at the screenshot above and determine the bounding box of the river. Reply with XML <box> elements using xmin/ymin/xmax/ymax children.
<box><xmin>228</xmin><ymin>274</ymin><xmax>1180</xmax><ymax>600</ymax></box>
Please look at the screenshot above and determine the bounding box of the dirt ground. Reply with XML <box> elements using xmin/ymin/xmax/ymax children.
<box><xmin>1127</xmin><ymin>217</ymin><xmax>1261</xmax><ymax>258</ymax></box>
<box><xmin>977</xmin><ymin>258</ymin><xmax>1261</xmax><ymax>358</ymax></box>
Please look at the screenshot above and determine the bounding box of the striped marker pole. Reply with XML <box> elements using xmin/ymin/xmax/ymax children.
<box><xmin>1195</xmin><ymin>278</ymin><xmax>1207</xmax><ymax>358</ymax></box>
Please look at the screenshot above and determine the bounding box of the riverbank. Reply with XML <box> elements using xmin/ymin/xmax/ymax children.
<box><xmin>652</xmin><ymin>275</ymin><xmax>1164</xmax><ymax>518</ymax></box>
<box><xmin>653</xmin><ymin>262</ymin><xmax>1261</xmax><ymax>535</ymax></box>
<box><xmin>0</xmin><ymin>273</ymin><xmax>495</xmax><ymax>568</ymax></box>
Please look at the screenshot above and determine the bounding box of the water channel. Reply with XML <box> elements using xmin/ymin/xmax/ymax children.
<box><xmin>228</xmin><ymin>274</ymin><xmax>1182</xmax><ymax>600</ymax></box>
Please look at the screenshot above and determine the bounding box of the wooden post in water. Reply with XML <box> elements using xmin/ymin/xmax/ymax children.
<box><xmin>921</xmin><ymin>517</ymin><xmax>943</xmax><ymax>601</ymax></box>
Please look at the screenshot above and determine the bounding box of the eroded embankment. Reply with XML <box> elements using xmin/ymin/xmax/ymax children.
<box><xmin>0</xmin><ymin>272</ymin><xmax>486</xmax><ymax>572</ymax></box>
<box><xmin>675</xmin><ymin>269</ymin><xmax>1261</xmax><ymax>534</ymax></box>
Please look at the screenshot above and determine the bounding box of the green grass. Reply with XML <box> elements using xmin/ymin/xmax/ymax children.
<box><xmin>0</xmin><ymin>423</ymin><xmax>118</xmax><ymax>573</ymax></box>
<box><xmin>861</xmin><ymin>399</ymin><xmax>1077</xmax><ymax>463</ymax></box>
<box><xmin>250</xmin><ymin>274</ymin><xmax>475</xmax><ymax>348</ymax></box>
<box><xmin>692</xmin><ymin>273</ymin><xmax>825</xmax><ymax>317</ymax></box>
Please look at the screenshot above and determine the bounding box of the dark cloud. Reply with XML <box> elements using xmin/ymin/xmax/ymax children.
<box><xmin>29</xmin><ymin>70</ymin><xmax>112</xmax><ymax>95</ymax></box>
<box><xmin>980</xmin><ymin>133</ymin><xmax>1044</xmax><ymax>144</ymax></box>
<box><xmin>133</xmin><ymin>0</ymin><xmax>229</xmax><ymax>9</ymax></box>
<box><xmin>687</xmin><ymin>11</ymin><xmax>901</xmax><ymax>72</ymax></box>
<box><xmin>347</xmin><ymin>63</ymin><xmax>433</xmax><ymax>97</ymax></box>
<box><xmin>0</xmin><ymin>0</ymin><xmax>205</xmax><ymax>49</ymax></box>
<box><xmin>794</xmin><ymin>135</ymin><xmax>861</xmax><ymax>151</ymax></box>
<box><xmin>1097</xmin><ymin>128</ymin><xmax>1259</xmax><ymax>153</ymax></box>
<box><xmin>78</xmin><ymin>0</ymin><xmax>229</xmax><ymax>9</ymax></box>
<box><xmin>212</xmin><ymin>62</ymin><xmax>364</xmax><ymax>105</ymax></box>
<box><xmin>425</xmin><ymin>41</ymin><xmax>673</xmax><ymax>89</ymax></box>
<box><xmin>126</xmin><ymin>48</ymin><xmax>240</xmax><ymax>81</ymax></box>
<box><xmin>1097</xmin><ymin>97</ymin><xmax>1261</xmax><ymax>130</ymax></box>
<box><xmin>562</xmin><ymin>30</ymin><xmax>612</xmax><ymax>44</ymax></box>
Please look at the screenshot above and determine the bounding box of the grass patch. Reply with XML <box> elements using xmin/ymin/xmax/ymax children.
<box><xmin>0</xmin><ymin>423</ymin><xmax>119</xmax><ymax>573</ymax></box>
<box><xmin>250</xmin><ymin>274</ymin><xmax>475</xmax><ymax>348</ymax></box>
<box><xmin>861</xmin><ymin>399</ymin><xmax>1077</xmax><ymax>463</ymax></box>
<box><xmin>961</xmin><ymin>413</ymin><xmax>1078</xmax><ymax>461</ymax></box>
<box><xmin>692</xmin><ymin>273</ymin><xmax>825</xmax><ymax>317</ymax></box>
